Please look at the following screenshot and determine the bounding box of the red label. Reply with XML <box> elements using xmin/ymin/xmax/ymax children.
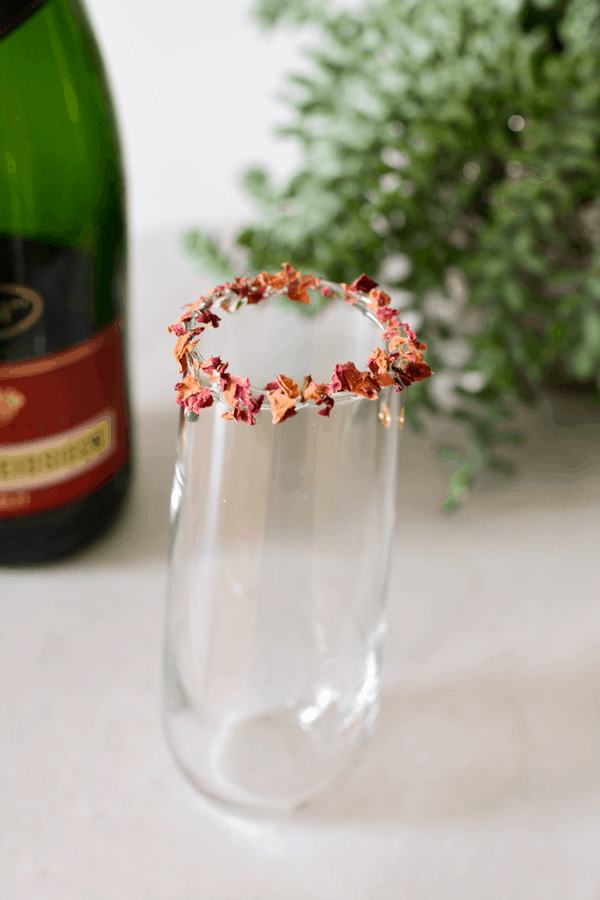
<box><xmin>0</xmin><ymin>318</ymin><xmax>129</xmax><ymax>517</ymax></box>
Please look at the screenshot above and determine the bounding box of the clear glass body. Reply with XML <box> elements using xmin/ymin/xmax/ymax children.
<box><xmin>163</xmin><ymin>296</ymin><xmax>405</xmax><ymax>814</ymax></box>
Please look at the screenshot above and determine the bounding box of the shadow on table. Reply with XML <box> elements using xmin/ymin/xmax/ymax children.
<box><xmin>305</xmin><ymin>659</ymin><xmax>600</xmax><ymax>825</ymax></box>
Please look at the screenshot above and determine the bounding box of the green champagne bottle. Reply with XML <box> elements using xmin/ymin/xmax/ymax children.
<box><xmin>0</xmin><ymin>0</ymin><xmax>131</xmax><ymax>564</ymax></box>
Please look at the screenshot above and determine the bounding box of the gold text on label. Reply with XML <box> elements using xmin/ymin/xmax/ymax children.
<box><xmin>0</xmin><ymin>411</ymin><xmax>114</xmax><ymax>490</ymax></box>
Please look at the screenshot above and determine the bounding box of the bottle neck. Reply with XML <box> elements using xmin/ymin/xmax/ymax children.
<box><xmin>0</xmin><ymin>0</ymin><xmax>50</xmax><ymax>41</ymax></box>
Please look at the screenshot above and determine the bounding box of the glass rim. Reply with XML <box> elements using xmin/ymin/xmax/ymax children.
<box><xmin>169</xmin><ymin>267</ymin><xmax>432</xmax><ymax>425</ymax></box>
<box><xmin>192</xmin><ymin>284</ymin><xmax>389</xmax><ymax>407</ymax></box>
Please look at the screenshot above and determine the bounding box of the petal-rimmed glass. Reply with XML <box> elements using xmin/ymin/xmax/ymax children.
<box><xmin>163</xmin><ymin>287</ymin><xmax>406</xmax><ymax>815</ymax></box>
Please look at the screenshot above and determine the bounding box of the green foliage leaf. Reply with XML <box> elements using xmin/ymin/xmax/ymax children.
<box><xmin>252</xmin><ymin>0</ymin><xmax>327</xmax><ymax>27</ymax></box>
<box><xmin>182</xmin><ymin>230</ymin><xmax>236</xmax><ymax>281</ymax></box>
<box><xmin>239</xmin><ymin>166</ymin><xmax>273</xmax><ymax>203</ymax></box>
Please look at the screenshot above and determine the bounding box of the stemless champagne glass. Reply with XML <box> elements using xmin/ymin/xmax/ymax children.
<box><xmin>163</xmin><ymin>275</ymin><xmax>417</xmax><ymax>815</ymax></box>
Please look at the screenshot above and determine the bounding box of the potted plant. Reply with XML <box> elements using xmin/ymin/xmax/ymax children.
<box><xmin>185</xmin><ymin>0</ymin><xmax>600</xmax><ymax>508</ymax></box>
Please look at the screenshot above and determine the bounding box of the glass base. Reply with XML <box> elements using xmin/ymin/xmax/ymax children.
<box><xmin>164</xmin><ymin>700</ymin><xmax>378</xmax><ymax>817</ymax></box>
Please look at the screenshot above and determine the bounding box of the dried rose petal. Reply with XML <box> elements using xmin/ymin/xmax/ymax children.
<box><xmin>230</xmin><ymin>276</ymin><xmax>266</xmax><ymax>305</ymax></box>
<box><xmin>393</xmin><ymin>358</ymin><xmax>434</xmax><ymax>387</ymax></box>
<box><xmin>368</xmin><ymin>289</ymin><xmax>391</xmax><ymax>312</ymax></box>
<box><xmin>268</xmin><ymin>390</ymin><xmax>297</xmax><ymax>424</ymax></box>
<box><xmin>246</xmin><ymin>393</ymin><xmax>265</xmax><ymax>416</ymax></box>
<box><xmin>215</xmin><ymin>363</ymin><xmax>230</xmax><ymax>391</ymax></box>
<box><xmin>316</xmin><ymin>396</ymin><xmax>334</xmax><ymax>417</ymax></box>
<box><xmin>376</xmin><ymin>307</ymin><xmax>397</xmax><ymax>323</ymax></box>
<box><xmin>174</xmin><ymin>373</ymin><xmax>204</xmax><ymax>406</ymax></box>
<box><xmin>403</xmin><ymin>359</ymin><xmax>433</xmax><ymax>382</ymax></box>
<box><xmin>173</xmin><ymin>333</ymin><xmax>202</xmax><ymax>373</ymax></box>
<box><xmin>351</xmin><ymin>274</ymin><xmax>379</xmax><ymax>294</ymax></box>
<box><xmin>221</xmin><ymin>373</ymin><xmax>234</xmax><ymax>406</ymax></box>
<box><xmin>287</xmin><ymin>273</ymin><xmax>318</xmax><ymax>305</ymax></box>
<box><xmin>401</xmin><ymin>322</ymin><xmax>417</xmax><ymax>342</ymax></box>
<box><xmin>238</xmin><ymin>377</ymin><xmax>252</xmax><ymax>399</ymax></box>
<box><xmin>265</xmin><ymin>265</ymin><xmax>296</xmax><ymax>291</ymax></box>
<box><xmin>388</xmin><ymin>333</ymin><xmax>407</xmax><ymax>353</ymax></box>
<box><xmin>185</xmin><ymin>296</ymin><xmax>211</xmax><ymax>316</ymax></box>
<box><xmin>330</xmin><ymin>362</ymin><xmax>380</xmax><ymax>399</ymax></box>
<box><xmin>367</xmin><ymin>348</ymin><xmax>395</xmax><ymax>387</ymax></box>
<box><xmin>382</xmin><ymin>320</ymin><xmax>401</xmax><ymax>341</ymax></box>
<box><xmin>392</xmin><ymin>368</ymin><xmax>413</xmax><ymax>388</ymax></box>
<box><xmin>223</xmin><ymin>376</ymin><xmax>252</xmax><ymax>406</ymax></box>
<box><xmin>201</xmin><ymin>355</ymin><xmax>226</xmax><ymax>376</ymax></box>
<box><xmin>329</xmin><ymin>364</ymin><xmax>345</xmax><ymax>393</ymax></box>
<box><xmin>302</xmin><ymin>379</ymin><xmax>336</xmax><ymax>414</ymax></box>
<box><xmin>187</xmin><ymin>388</ymin><xmax>214</xmax><ymax>413</ymax></box>
<box><xmin>223</xmin><ymin>373</ymin><xmax>251</xmax><ymax>408</ymax></box>
<box><xmin>229</xmin><ymin>393</ymin><xmax>266</xmax><ymax>426</ymax></box>
<box><xmin>256</xmin><ymin>271</ymin><xmax>273</xmax><ymax>290</ymax></box>
<box><xmin>269</xmin><ymin>272</ymin><xmax>290</xmax><ymax>291</ymax></box>
<box><xmin>246</xmin><ymin>287</ymin><xmax>266</xmax><ymax>304</ymax></box>
<box><xmin>341</xmin><ymin>284</ymin><xmax>358</xmax><ymax>305</ymax></box>
<box><xmin>276</xmin><ymin>374</ymin><xmax>300</xmax><ymax>398</ymax></box>
<box><xmin>173</xmin><ymin>334</ymin><xmax>190</xmax><ymax>371</ymax></box>
<box><xmin>197</xmin><ymin>309</ymin><xmax>221</xmax><ymax>328</ymax></box>
<box><xmin>232</xmin><ymin>402</ymin><xmax>248</xmax><ymax>423</ymax></box>
<box><xmin>367</xmin><ymin>347</ymin><xmax>390</xmax><ymax>375</ymax></box>
<box><xmin>330</xmin><ymin>361</ymin><xmax>366</xmax><ymax>394</ymax></box>
<box><xmin>354</xmin><ymin>373</ymin><xmax>380</xmax><ymax>399</ymax></box>
<box><xmin>300</xmin><ymin>375</ymin><xmax>312</xmax><ymax>400</ymax></box>
<box><xmin>304</xmin><ymin>379</ymin><xmax>328</xmax><ymax>402</ymax></box>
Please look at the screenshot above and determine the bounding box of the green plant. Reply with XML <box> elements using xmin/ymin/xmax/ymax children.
<box><xmin>185</xmin><ymin>0</ymin><xmax>600</xmax><ymax>509</ymax></box>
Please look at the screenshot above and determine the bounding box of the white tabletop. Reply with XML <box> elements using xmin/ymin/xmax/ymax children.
<box><xmin>2</xmin><ymin>226</ymin><xmax>600</xmax><ymax>899</ymax></box>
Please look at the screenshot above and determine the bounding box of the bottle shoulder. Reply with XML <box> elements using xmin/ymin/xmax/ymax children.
<box><xmin>0</xmin><ymin>0</ymin><xmax>125</xmax><ymax>242</ymax></box>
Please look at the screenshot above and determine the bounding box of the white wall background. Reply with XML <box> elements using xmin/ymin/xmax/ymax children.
<box><xmin>83</xmin><ymin>0</ymin><xmax>312</xmax><ymax>234</ymax></box>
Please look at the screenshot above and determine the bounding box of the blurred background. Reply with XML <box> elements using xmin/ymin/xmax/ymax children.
<box><xmin>3</xmin><ymin>1</ymin><xmax>600</xmax><ymax>897</ymax></box>
<box><xmin>84</xmin><ymin>0</ymin><xmax>308</xmax><ymax>233</ymax></box>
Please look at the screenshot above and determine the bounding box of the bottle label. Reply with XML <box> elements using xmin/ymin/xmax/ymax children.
<box><xmin>0</xmin><ymin>0</ymin><xmax>49</xmax><ymax>40</ymax></box>
<box><xmin>0</xmin><ymin>237</ymin><xmax>101</xmax><ymax>362</ymax></box>
<box><xmin>0</xmin><ymin>318</ymin><xmax>129</xmax><ymax>517</ymax></box>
